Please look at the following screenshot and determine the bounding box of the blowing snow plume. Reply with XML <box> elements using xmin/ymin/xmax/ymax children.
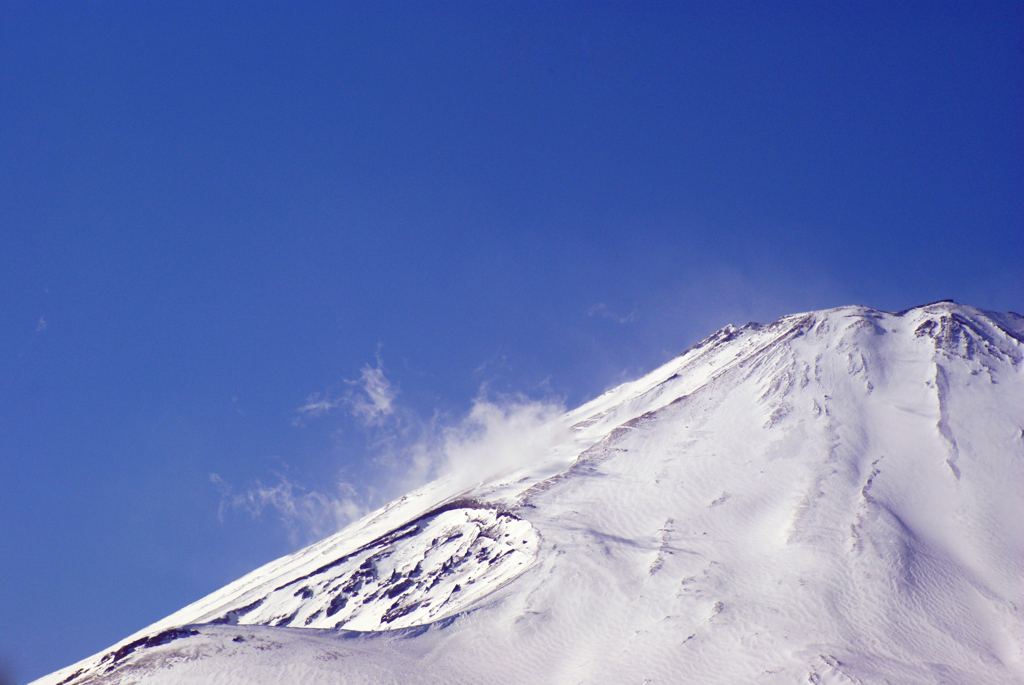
<box><xmin>39</xmin><ymin>302</ymin><xmax>1024</xmax><ymax>685</ymax></box>
<box><xmin>427</xmin><ymin>396</ymin><xmax>569</xmax><ymax>492</ymax></box>
<box><xmin>219</xmin><ymin>354</ymin><xmax>567</xmax><ymax>546</ymax></box>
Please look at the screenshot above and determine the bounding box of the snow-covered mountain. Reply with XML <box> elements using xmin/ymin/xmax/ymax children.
<box><xmin>36</xmin><ymin>302</ymin><xmax>1024</xmax><ymax>684</ymax></box>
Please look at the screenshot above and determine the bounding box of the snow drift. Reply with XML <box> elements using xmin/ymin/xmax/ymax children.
<box><xmin>35</xmin><ymin>301</ymin><xmax>1024</xmax><ymax>684</ymax></box>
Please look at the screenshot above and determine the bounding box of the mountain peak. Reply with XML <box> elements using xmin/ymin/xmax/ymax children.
<box><xmin>37</xmin><ymin>303</ymin><xmax>1024</xmax><ymax>685</ymax></box>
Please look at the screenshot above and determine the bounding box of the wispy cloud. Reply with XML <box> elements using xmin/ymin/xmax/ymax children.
<box><xmin>293</xmin><ymin>355</ymin><xmax>396</xmax><ymax>428</ymax></box>
<box><xmin>211</xmin><ymin>472</ymin><xmax>367</xmax><ymax>547</ymax></box>
<box><xmin>346</xmin><ymin>358</ymin><xmax>395</xmax><ymax>427</ymax></box>
<box><xmin>293</xmin><ymin>394</ymin><xmax>342</xmax><ymax>423</ymax></box>
<box><xmin>588</xmin><ymin>302</ymin><xmax>638</xmax><ymax>324</ymax></box>
<box><xmin>35</xmin><ymin>316</ymin><xmax>46</xmax><ymax>333</ymax></box>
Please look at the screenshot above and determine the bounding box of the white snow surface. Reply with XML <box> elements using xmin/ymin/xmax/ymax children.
<box><xmin>36</xmin><ymin>302</ymin><xmax>1024</xmax><ymax>684</ymax></box>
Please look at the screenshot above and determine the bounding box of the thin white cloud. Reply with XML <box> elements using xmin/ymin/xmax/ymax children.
<box><xmin>346</xmin><ymin>359</ymin><xmax>395</xmax><ymax>427</ymax></box>
<box><xmin>473</xmin><ymin>353</ymin><xmax>509</xmax><ymax>375</ymax></box>
<box><xmin>293</xmin><ymin>355</ymin><xmax>396</xmax><ymax>428</ymax></box>
<box><xmin>35</xmin><ymin>316</ymin><xmax>46</xmax><ymax>333</ymax></box>
<box><xmin>211</xmin><ymin>472</ymin><xmax>367</xmax><ymax>547</ymax></box>
<box><xmin>293</xmin><ymin>393</ymin><xmax>343</xmax><ymax>425</ymax></box>
<box><xmin>588</xmin><ymin>302</ymin><xmax>638</xmax><ymax>324</ymax></box>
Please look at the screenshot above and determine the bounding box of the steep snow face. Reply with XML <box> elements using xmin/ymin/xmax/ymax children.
<box><xmin>36</xmin><ymin>302</ymin><xmax>1024</xmax><ymax>685</ymax></box>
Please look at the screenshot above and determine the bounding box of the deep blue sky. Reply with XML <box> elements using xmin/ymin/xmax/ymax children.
<box><xmin>2</xmin><ymin>2</ymin><xmax>1022</xmax><ymax>681</ymax></box>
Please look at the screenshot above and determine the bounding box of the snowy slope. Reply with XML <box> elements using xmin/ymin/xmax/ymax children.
<box><xmin>36</xmin><ymin>301</ymin><xmax>1024</xmax><ymax>684</ymax></box>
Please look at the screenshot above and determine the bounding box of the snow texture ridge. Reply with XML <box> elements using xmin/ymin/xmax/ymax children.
<box><xmin>35</xmin><ymin>301</ymin><xmax>1024</xmax><ymax>685</ymax></box>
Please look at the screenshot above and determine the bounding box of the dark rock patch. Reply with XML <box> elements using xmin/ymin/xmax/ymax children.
<box><xmin>105</xmin><ymin>628</ymin><xmax>201</xmax><ymax>670</ymax></box>
<box><xmin>56</xmin><ymin>668</ymin><xmax>85</xmax><ymax>685</ymax></box>
<box><xmin>325</xmin><ymin>594</ymin><xmax>349</xmax><ymax>618</ymax></box>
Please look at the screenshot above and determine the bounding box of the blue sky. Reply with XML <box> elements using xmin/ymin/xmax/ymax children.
<box><xmin>2</xmin><ymin>2</ymin><xmax>1022</xmax><ymax>681</ymax></box>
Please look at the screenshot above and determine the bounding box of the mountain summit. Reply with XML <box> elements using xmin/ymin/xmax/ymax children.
<box><xmin>37</xmin><ymin>302</ymin><xmax>1024</xmax><ymax>684</ymax></box>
